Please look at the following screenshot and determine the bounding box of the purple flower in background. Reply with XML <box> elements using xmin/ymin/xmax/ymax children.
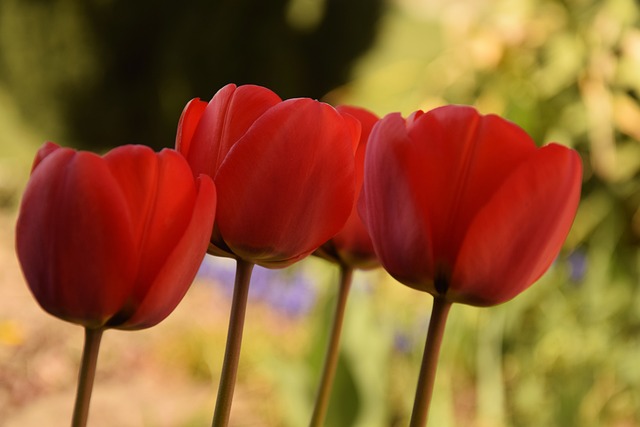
<box><xmin>567</xmin><ymin>249</ymin><xmax>587</xmax><ymax>283</ymax></box>
<box><xmin>393</xmin><ymin>330</ymin><xmax>414</xmax><ymax>355</ymax></box>
<box><xmin>197</xmin><ymin>257</ymin><xmax>236</xmax><ymax>292</ymax></box>
<box><xmin>196</xmin><ymin>257</ymin><xmax>317</xmax><ymax>318</ymax></box>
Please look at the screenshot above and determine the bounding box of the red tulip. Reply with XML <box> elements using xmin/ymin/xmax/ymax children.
<box><xmin>16</xmin><ymin>143</ymin><xmax>217</xmax><ymax>330</ymax></box>
<box><xmin>315</xmin><ymin>105</ymin><xmax>380</xmax><ymax>270</ymax></box>
<box><xmin>359</xmin><ymin>105</ymin><xmax>582</xmax><ymax>306</ymax></box>
<box><xmin>175</xmin><ymin>83</ymin><xmax>359</xmax><ymax>268</ymax></box>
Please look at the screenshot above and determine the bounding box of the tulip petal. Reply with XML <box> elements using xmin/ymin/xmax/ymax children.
<box><xmin>336</xmin><ymin>105</ymin><xmax>377</xmax><ymax>189</ymax></box>
<box><xmin>16</xmin><ymin>148</ymin><xmax>137</xmax><ymax>328</ymax></box>
<box><xmin>31</xmin><ymin>141</ymin><xmax>61</xmax><ymax>172</ymax></box>
<box><xmin>336</xmin><ymin>107</ymin><xmax>363</xmax><ymax>153</ymax></box>
<box><xmin>175</xmin><ymin>98</ymin><xmax>208</xmax><ymax>158</ymax></box>
<box><xmin>215</xmin><ymin>98</ymin><xmax>356</xmax><ymax>267</ymax></box>
<box><xmin>450</xmin><ymin>144</ymin><xmax>582</xmax><ymax>306</ymax></box>
<box><xmin>328</xmin><ymin>106</ymin><xmax>379</xmax><ymax>268</ymax></box>
<box><xmin>359</xmin><ymin>113</ymin><xmax>435</xmax><ymax>291</ymax></box>
<box><xmin>120</xmin><ymin>175</ymin><xmax>216</xmax><ymax>329</ymax></box>
<box><xmin>104</xmin><ymin>147</ymin><xmax>203</xmax><ymax>325</ymax></box>
<box><xmin>185</xmin><ymin>84</ymin><xmax>281</xmax><ymax>178</ymax></box>
<box><xmin>407</xmin><ymin>106</ymin><xmax>537</xmax><ymax>263</ymax></box>
<box><xmin>103</xmin><ymin>145</ymin><xmax>159</xmax><ymax>252</ymax></box>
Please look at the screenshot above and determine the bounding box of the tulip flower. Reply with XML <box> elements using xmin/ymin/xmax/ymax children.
<box><xmin>359</xmin><ymin>105</ymin><xmax>582</xmax><ymax>426</ymax></box>
<box><xmin>315</xmin><ymin>105</ymin><xmax>380</xmax><ymax>270</ymax></box>
<box><xmin>16</xmin><ymin>142</ymin><xmax>216</xmax><ymax>427</ymax></box>
<box><xmin>176</xmin><ymin>83</ymin><xmax>359</xmax><ymax>268</ymax></box>
<box><xmin>175</xmin><ymin>84</ymin><xmax>359</xmax><ymax>426</ymax></box>
<box><xmin>309</xmin><ymin>105</ymin><xmax>380</xmax><ymax>427</ymax></box>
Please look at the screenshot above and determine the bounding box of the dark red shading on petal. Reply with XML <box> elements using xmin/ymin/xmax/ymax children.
<box><xmin>16</xmin><ymin>148</ymin><xmax>137</xmax><ymax>328</ymax></box>
<box><xmin>215</xmin><ymin>98</ymin><xmax>356</xmax><ymax>268</ymax></box>
<box><xmin>450</xmin><ymin>144</ymin><xmax>582</xmax><ymax>306</ymax></box>
<box><xmin>359</xmin><ymin>112</ymin><xmax>435</xmax><ymax>291</ymax></box>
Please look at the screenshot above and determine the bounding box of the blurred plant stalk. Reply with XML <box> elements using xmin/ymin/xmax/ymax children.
<box><xmin>212</xmin><ymin>260</ymin><xmax>254</xmax><ymax>427</ymax></box>
<box><xmin>72</xmin><ymin>328</ymin><xmax>103</xmax><ymax>427</ymax></box>
<box><xmin>409</xmin><ymin>297</ymin><xmax>452</xmax><ymax>427</ymax></box>
<box><xmin>309</xmin><ymin>266</ymin><xmax>353</xmax><ymax>427</ymax></box>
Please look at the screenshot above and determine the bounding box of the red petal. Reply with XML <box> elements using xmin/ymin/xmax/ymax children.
<box><xmin>180</xmin><ymin>84</ymin><xmax>235</xmax><ymax>178</ymax></box>
<box><xmin>133</xmin><ymin>149</ymin><xmax>199</xmax><ymax>287</ymax></box>
<box><xmin>175</xmin><ymin>98</ymin><xmax>208</xmax><ymax>159</ymax></box>
<box><xmin>185</xmin><ymin>84</ymin><xmax>281</xmax><ymax>179</ymax></box>
<box><xmin>335</xmin><ymin>107</ymin><xmax>363</xmax><ymax>153</ymax></box>
<box><xmin>329</xmin><ymin>207</ymin><xmax>379</xmax><ymax>269</ymax></box>
<box><xmin>120</xmin><ymin>174</ymin><xmax>216</xmax><ymax>329</ymax></box>
<box><xmin>103</xmin><ymin>145</ymin><xmax>159</xmax><ymax>251</ymax></box>
<box><xmin>336</xmin><ymin>105</ymin><xmax>378</xmax><ymax>189</ymax></box>
<box><xmin>31</xmin><ymin>141</ymin><xmax>61</xmax><ymax>172</ymax></box>
<box><xmin>103</xmin><ymin>147</ymin><xmax>203</xmax><ymax>325</ymax></box>
<box><xmin>406</xmin><ymin>106</ymin><xmax>537</xmax><ymax>265</ymax></box>
<box><xmin>359</xmin><ymin>112</ymin><xmax>435</xmax><ymax>290</ymax></box>
<box><xmin>450</xmin><ymin>144</ymin><xmax>582</xmax><ymax>306</ymax></box>
<box><xmin>215</xmin><ymin>98</ymin><xmax>356</xmax><ymax>267</ymax></box>
<box><xmin>330</xmin><ymin>106</ymin><xmax>379</xmax><ymax>268</ymax></box>
<box><xmin>16</xmin><ymin>148</ymin><xmax>136</xmax><ymax>327</ymax></box>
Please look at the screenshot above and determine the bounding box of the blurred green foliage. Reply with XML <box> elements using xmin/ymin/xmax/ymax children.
<box><xmin>2</xmin><ymin>0</ymin><xmax>640</xmax><ymax>426</ymax></box>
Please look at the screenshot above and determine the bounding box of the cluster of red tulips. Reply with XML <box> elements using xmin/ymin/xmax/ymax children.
<box><xmin>15</xmin><ymin>83</ymin><xmax>582</xmax><ymax>426</ymax></box>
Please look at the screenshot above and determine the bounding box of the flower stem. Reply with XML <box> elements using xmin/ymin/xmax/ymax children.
<box><xmin>72</xmin><ymin>327</ymin><xmax>103</xmax><ymax>427</ymax></box>
<box><xmin>212</xmin><ymin>259</ymin><xmax>254</xmax><ymax>427</ymax></box>
<box><xmin>309</xmin><ymin>266</ymin><xmax>353</xmax><ymax>427</ymax></box>
<box><xmin>409</xmin><ymin>297</ymin><xmax>452</xmax><ymax>427</ymax></box>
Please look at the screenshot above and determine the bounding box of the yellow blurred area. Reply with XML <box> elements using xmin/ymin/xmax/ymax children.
<box><xmin>0</xmin><ymin>321</ymin><xmax>25</xmax><ymax>347</ymax></box>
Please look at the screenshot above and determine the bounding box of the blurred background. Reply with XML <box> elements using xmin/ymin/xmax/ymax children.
<box><xmin>1</xmin><ymin>0</ymin><xmax>639</xmax><ymax>426</ymax></box>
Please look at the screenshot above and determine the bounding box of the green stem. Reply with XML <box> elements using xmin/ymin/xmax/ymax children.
<box><xmin>72</xmin><ymin>327</ymin><xmax>103</xmax><ymax>427</ymax></box>
<box><xmin>309</xmin><ymin>266</ymin><xmax>353</xmax><ymax>427</ymax></box>
<box><xmin>409</xmin><ymin>297</ymin><xmax>452</xmax><ymax>427</ymax></box>
<box><xmin>212</xmin><ymin>259</ymin><xmax>254</xmax><ymax>427</ymax></box>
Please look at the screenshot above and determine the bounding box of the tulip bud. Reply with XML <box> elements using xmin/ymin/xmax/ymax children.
<box><xmin>359</xmin><ymin>105</ymin><xmax>582</xmax><ymax>306</ymax></box>
<box><xmin>176</xmin><ymin>83</ymin><xmax>359</xmax><ymax>268</ymax></box>
<box><xmin>16</xmin><ymin>143</ymin><xmax>217</xmax><ymax>329</ymax></box>
<box><xmin>315</xmin><ymin>105</ymin><xmax>380</xmax><ymax>270</ymax></box>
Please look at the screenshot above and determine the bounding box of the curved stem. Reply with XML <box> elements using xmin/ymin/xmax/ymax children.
<box><xmin>409</xmin><ymin>297</ymin><xmax>452</xmax><ymax>427</ymax></box>
<box><xmin>72</xmin><ymin>327</ymin><xmax>103</xmax><ymax>427</ymax></box>
<box><xmin>309</xmin><ymin>266</ymin><xmax>353</xmax><ymax>427</ymax></box>
<box><xmin>212</xmin><ymin>259</ymin><xmax>254</xmax><ymax>427</ymax></box>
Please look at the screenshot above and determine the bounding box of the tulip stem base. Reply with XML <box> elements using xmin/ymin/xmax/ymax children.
<box><xmin>72</xmin><ymin>327</ymin><xmax>103</xmax><ymax>427</ymax></box>
<box><xmin>410</xmin><ymin>297</ymin><xmax>452</xmax><ymax>427</ymax></box>
<box><xmin>309</xmin><ymin>265</ymin><xmax>353</xmax><ymax>427</ymax></box>
<box><xmin>212</xmin><ymin>259</ymin><xmax>254</xmax><ymax>427</ymax></box>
